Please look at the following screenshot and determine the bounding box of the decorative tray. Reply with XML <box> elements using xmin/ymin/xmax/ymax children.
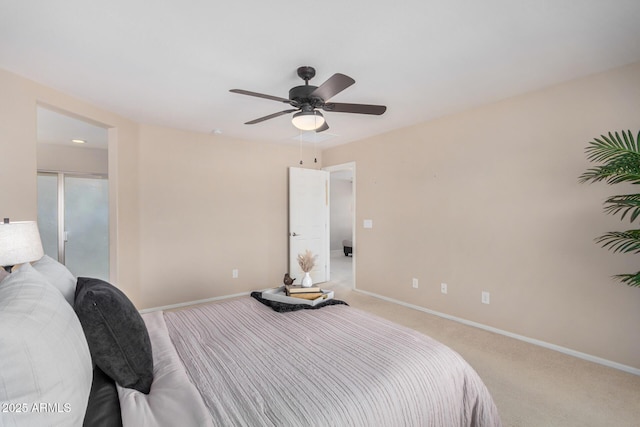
<box><xmin>260</xmin><ymin>286</ymin><xmax>334</xmax><ymax>306</ymax></box>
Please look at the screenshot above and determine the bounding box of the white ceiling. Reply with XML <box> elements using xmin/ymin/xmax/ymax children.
<box><xmin>2</xmin><ymin>1</ymin><xmax>640</xmax><ymax>149</ymax></box>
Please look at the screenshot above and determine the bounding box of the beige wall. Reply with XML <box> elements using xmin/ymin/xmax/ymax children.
<box><xmin>0</xmin><ymin>69</ymin><xmax>141</xmax><ymax>303</ymax></box>
<box><xmin>323</xmin><ymin>62</ymin><xmax>640</xmax><ymax>368</ymax></box>
<box><xmin>137</xmin><ymin>124</ymin><xmax>319</xmax><ymax>308</ymax></box>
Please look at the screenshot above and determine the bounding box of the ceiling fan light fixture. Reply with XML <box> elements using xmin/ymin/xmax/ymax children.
<box><xmin>292</xmin><ymin>110</ymin><xmax>325</xmax><ymax>131</ymax></box>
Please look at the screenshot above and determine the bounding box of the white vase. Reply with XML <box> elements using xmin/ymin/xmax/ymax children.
<box><xmin>301</xmin><ymin>272</ymin><xmax>313</xmax><ymax>287</ymax></box>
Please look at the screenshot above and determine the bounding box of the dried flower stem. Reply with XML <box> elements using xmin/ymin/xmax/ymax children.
<box><xmin>297</xmin><ymin>250</ymin><xmax>317</xmax><ymax>273</ymax></box>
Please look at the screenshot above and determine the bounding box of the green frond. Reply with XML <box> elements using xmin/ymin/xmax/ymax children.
<box><xmin>612</xmin><ymin>272</ymin><xmax>640</xmax><ymax>287</ymax></box>
<box><xmin>579</xmin><ymin>148</ymin><xmax>640</xmax><ymax>184</ymax></box>
<box><xmin>581</xmin><ymin>130</ymin><xmax>640</xmax><ymax>289</ymax></box>
<box><xmin>584</xmin><ymin>130</ymin><xmax>640</xmax><ymax>163</ymax></box>
<box><xmin>579</xmin><ymin>167</ymin><xmax>640</xmax><ymax>185</ymax></box>
<box><xmin>595</xmin><ymin>230</ymin><xmax>640</xmax><ymax>254</ymax></box>
<box><xmin>603</xmin><ymin>194</ymin><xmax>640</xmax><ymax>222</ymax></box>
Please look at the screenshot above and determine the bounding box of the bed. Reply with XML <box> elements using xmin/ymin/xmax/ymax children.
<box><xmin>0</xmin><ymin>258</ymin><xmax>501</xmax><ymax>427</ymax></box>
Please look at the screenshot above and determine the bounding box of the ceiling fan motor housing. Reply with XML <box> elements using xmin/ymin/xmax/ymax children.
<box><xmin>289</xmin><ymin>85</ymin><xmax>322</xmax><ymax>107</ymax></box>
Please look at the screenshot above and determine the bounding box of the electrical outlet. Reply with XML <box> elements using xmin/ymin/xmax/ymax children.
<box><xmin>232</xmin><ymin>269</ymin><xmax>239</xmax><ymax>279</ymax></box>
<box><xmin>441</xmin><ymin>283</ymin><xmax>448</xmax><ymax>294</ymax></box>
<box><xmin>412</xmin><ymin>278</ymin><xmax>419</xmax><ymax>289</ymax></box>
<box><xmin>482</xmin><ymin>291</ymin><xmax>490</xmax><ymax>304</ymax></box>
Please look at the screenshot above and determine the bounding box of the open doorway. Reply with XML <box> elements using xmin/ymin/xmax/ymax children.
<box><xmin>36</xmin><ymin>106</ymin><xmax>110</xmax><ymax>280</ymax></box>
<box><xmin>325</xmin><ymin>162</ymin><xmax>355</xmax><ymax>290</ymax></box>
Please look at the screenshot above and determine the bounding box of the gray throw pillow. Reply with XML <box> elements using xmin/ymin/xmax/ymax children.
<box><xmin>74</xmin><ymin>277</ymin><xmax>154</xmax><ymax>394</ymax></box>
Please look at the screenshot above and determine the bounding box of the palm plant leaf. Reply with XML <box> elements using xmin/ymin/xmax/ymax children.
<box><xmin>584</xmin><ymin>130</ymin><xmax>640</xmax><ymax>163</ymax></box>
<box><xmin>579</xmin><ymin>130</ymin><xmax>640</xmax><ymax>184</ymax></box>
<box><xmin>580</xmin><ymin>162</ymin><xmax>640</xmax><ymax>184</ymax></box>
<box><xmin>581</xmin><ymin>130</ymin><xmax>640</xmax><ymax>287</ymax></box>
<box><xmin>603</xmin><ymin>194</ymin><xmax>640</xmax><ymax>222</ymax></box>
<box><xmin>595</xmin><ymin>229</ymin><xmax>640</xmax><ymax>254</ymax></box>
<box><xmin>613</xmin><ymin>271</ymin><xmax>640</xmax><ymax>287</ymax></box>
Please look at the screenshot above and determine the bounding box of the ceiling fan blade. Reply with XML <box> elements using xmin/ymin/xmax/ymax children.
<box><xmin>323</xmin><ymin>102</ymin><xmax>387</xmax><ymax>115</ymax></box>
<box><xmin>230</xmin><ymin>89</ymin><xmax>292</xmax><ymax>104</ymax></box>
<box><xmin>310</xmin><ymin>73</ymin><xmax>355</xmax><ymax>101</ymax></box>
<box><xmin>245</xmin><ymin>109</ymin><xmax>298</xmax><ymax>125</ymax></box>
<box><xmin>315</xmin><ymin>121</ymin><xmax>329</xmax><ymax>133</ymax></box>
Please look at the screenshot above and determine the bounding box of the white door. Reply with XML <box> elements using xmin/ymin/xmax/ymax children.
<box><xmin>289</xmin><ymin>167</ymin><xmax>329</xmax><ymax>285</ymax></box>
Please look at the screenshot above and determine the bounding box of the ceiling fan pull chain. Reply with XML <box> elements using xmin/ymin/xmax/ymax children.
<box><xmin>299</xmin><ymin>129</ymin><xmax>303</xmax><ymax>165</ymax></box>
<box><xmin>314</xmin><ymin>126</ymin><xmax>318</xmax><ymax>163</ymax></box>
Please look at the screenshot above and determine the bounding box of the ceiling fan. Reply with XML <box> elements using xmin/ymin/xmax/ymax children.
<box><xmin>230</xmin><ymin>66</ymin><xmax>386</xmax><ymax>132</ymax></box>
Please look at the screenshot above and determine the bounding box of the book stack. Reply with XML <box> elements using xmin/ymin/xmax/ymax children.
<box><xmin>285</xmin><ymin>285</ymin><xmax>325</xmax><ymax>300</ymax></box>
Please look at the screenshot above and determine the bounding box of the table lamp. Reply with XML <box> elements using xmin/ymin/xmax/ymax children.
<box><xmin>0</xmin><ymin>218</ymin><xmax>44</xmax><ymax>272</ymax></box>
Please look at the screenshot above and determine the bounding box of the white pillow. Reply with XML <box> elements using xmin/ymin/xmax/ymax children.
<box><xmin>0</xmin><ymin>267</ymin><xmax>9</xmax><ymax>283</ymax></box>
<box><xmin>0</xmin><ymin>263</ymin><xmax>92</xmax><ymax>427</ymax></box>
<box><xmin>32</xmin><ymin>254</ymin><xmax>76</xmax><ymax>305</ymax></box>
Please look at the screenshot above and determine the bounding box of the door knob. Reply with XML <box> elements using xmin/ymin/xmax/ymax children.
<box><xmin>291</xmin><ymin>232</ymin><xmax>300</xmax><ymax>236</ymax></box>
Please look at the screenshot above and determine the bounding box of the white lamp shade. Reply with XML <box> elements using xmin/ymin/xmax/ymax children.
<box><xmin>292</xmin><ymin>111</ymin><xmax>325</xmax><ymax>131</ymax></box>
<box><xmin>0</xmin><ymin>221</ymin><xmax>45</xmax><ymax>266</ymax></box>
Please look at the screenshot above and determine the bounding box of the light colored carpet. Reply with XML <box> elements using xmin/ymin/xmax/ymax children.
<box><xmin>325</xmin><ymin>281</ymin><xmax>640</xmax><ymax>427</ymax></box>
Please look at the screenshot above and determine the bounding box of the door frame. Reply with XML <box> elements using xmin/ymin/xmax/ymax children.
<box><xmin>323</xmin><ymin>162</ymin><xmax>356</xmax><ymax>289</ymax></box>
<box><xmin>36</xmin><ymin>102</ymin><xmax>116</xmax><ymax>282</ymax></box>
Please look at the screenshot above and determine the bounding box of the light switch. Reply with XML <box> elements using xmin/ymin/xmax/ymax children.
<box><xmin>363</xmin><ymin>219</ymin><xmax>373</xmax><ymax>229</ymax></box>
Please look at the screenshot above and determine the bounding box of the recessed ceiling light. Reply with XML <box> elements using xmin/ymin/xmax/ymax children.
<box><xmin>72</xmin><ymin>139</ymin><xmax>86</xmax><ymax>144</ymax></box>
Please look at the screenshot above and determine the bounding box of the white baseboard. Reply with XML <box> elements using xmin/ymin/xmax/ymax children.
<box><xmin>354</xmin><ymin>288</ymin><xmax>640</xmax><ymax>377</ymax></box>
<box><xmin>138</xmin><ymin>291</ymin><xmax>250</xmax><ymax>314</ymax></box>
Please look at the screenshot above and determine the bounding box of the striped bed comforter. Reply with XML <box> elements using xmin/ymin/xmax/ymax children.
<box><xmin>159</xmin><ymin>297</ymin><xmax>501</xmax><ymax>427</ymax></box>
